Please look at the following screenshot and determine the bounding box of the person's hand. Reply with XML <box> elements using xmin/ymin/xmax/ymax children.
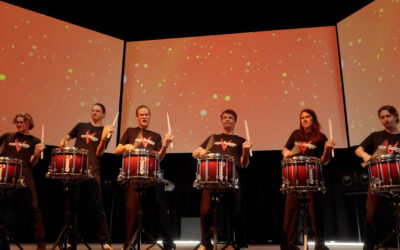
<box><xmin>101</xmin><ymin>125</ymin><xmax>115</xmax><ymax>140</ymax></box>
<box><xmin>163</xmin><ymin>131</ymin><xmax>175</xmax><ymax>147</ymax></box>
<box><xmin>242</xmin><ymin>140</ymin><xmax>252</xmax><ymax>153</ymax></box>
<box><xmin>324</xmin><ymin>139</ymin><xmax>335</xmax><ymax>152</ymax></box>
<box><xmin>124</xmin><ymin>144</ymin><xmax>135</xmax><ymax>151</ymax></box>
<box><xmin>34</xmin><ymin>143</ymin><xmax>45</xmax><ymax>156</ymax></box>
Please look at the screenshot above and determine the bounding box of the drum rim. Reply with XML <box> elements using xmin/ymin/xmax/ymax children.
<box><xmin>123</xmin><ymin>148</ymin><xmax>160</xmax><ymax>157</ymax></box>
<box><xmin>370</xmin><ymin>154</ymin><xmax>399</xmax><ymax>164</ymax></box>
<box><xmin>197</xmin><ymin>153</ymin><xmax>234</xmax><ymax>161</ymax></box>
<box><xmin>282</xmin><ymin>155</ymin><xmax>321</xmax><ymax>164</ymax></box>
<box><xmin>52</xmin><ymin>147</ymin><xmax>88</xmax><ymax>154</ymax></box>
<box><xmin>0</xmin><ymin>157</ymin><xmax>23</xmax><ymax>165</ymax></box>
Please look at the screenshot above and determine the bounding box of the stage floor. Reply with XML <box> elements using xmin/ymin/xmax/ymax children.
<box><xmin>10</xmin><ymin>242</ymin><xmax>395</xmax><ymax>250</ymax></box>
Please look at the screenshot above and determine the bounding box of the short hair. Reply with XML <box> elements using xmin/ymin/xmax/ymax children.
<box><xmin>378</xmin><ymin>105</ymin><xmax>399</xmax><ymax>123</ymax></box>
<box><xmin>93</xmin><ymin>103</ymin><xmax>106</xmax><ymax>113</ymax></box>
<box><xmin>13</xmin><ymin>113</ymin><xmax>34</xmax><ymax>130</ymax></box>
<box><xmin>220</xmin><ymin>109</ymin><xmax>237</xmax><ymax>121</ymax></box>
<box><xmin>136</xmin><ymin>105</ymin><xmax>151</xmax><ymax>116</ymax></box>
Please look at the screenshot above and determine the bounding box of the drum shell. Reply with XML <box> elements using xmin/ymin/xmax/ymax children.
<box><xmin>122</xmin><ymin>149</ymin><xmax>160</xmax><ymax>178</ymax></box>
<box><xmin>50</xmin><ymin>147</ymin><xmax>88</xmax><ymax>175</ymax></box>
<box><xmin>369</xmin><ymin>154</ymin><xmax>400</xmax><ymax>186</ymax></box>
<box><xmin>281</xmin><ymin>156</ymin><xmax>322</xmax><ymax>188</ymax></box>
<box><xmin>197</xmin><ymin>153</ymin><xmax>235</xmax><ymax>184</ymax></box>
<box><xmin>0</xmin><ymin>157</ymin><xmax>23</xmax><ymax>184</ymax></box>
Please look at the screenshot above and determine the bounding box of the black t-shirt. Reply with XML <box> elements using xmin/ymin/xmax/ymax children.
<box><xmin>199</xmin><ymin>133</ymin><xmax>245</xmax><ymax>167</ymax></box>
<box><xmin>119</xmin><ymin>127</ymin><xmax>162</xmax><ymax>152</ymax></box>
<box><xmin>360</xmin><ymin>130</ymin><xmax>400</xmax><ymax>156</ymax></box>
<box><xmin>0</xmin><ymin>132</ymin><xmax>40</xmax><ymax>171</ymax></box>
<box><xmin>284</xmin><ymin>129</ymin><xmax>327</xmax><ymax>158</ymax></box>
<box><xmin>68</xmin><ymin>122</ymin><xmax>108</xmax><ymax>170</ymax></box>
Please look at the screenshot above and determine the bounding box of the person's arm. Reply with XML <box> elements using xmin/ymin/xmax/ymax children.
<box><xmin>282</xmin><ymin>147</ymin><xmax>291</xmax><ymax>158</ymax></box>
<box><xmin>96</xmin><ymin>125</ymin><xmax>114</xmax><ymax>156</ymax></box>
<box><xmin>321</xmin><ymin>139</ymin><xmax>335</xmax><ymax>165</ymax></box>
<box><xmin>158</xmin><ymin>131</ymin><xmax>174</xmax><ymax>160</ymax></box>
<box><xmin>59</xmin><ymin>134</ymin><xmax>71</xmax><ymax>148</ymax></box>
<box><xmin>30</xmin><ymin>142</ymin><xmax>45</xmax><ymax>166</ymax></box>
<box><xmin>115</xmin><ymin>143</ymin><xmax>135</xmax><ymax>155</ymax></box>
<box><xmin>355</xmin><ymin>145</ymin><xmax>372</xmax><ymax>165</ymax></box>
<box><xmin>192</xmin><ymin>147</ymin><xmax>206</xmax><ymax>158</ymax></box>
<box><xmin>240</xmin><ymin>140</ymin><xmax>252</xmax><ymax>168</ymax></box>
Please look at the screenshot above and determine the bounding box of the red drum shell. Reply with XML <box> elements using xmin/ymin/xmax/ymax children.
<box><xmin>50</xmin><ymin>147</ymin><xmax>88</xmax><ymax>175</ymax></box>
<box><xmin>369</xmin><ymin>154</ymin><xmax>400</xmax><ymax>186</ymax></box>
<box><xmin>0</xmin><ymin>157</ymin><xmax>23</xmax><ymax>184</ymax></box>
<box><xmin>197</xmin><ymin>153</ymin><xmax>235</xmax><ymax>185</ymax></box>
<box><xmin>122</xmin><ymin>149</ymin><xmax>160</xmax><ymax>178</ymax></box>
<box><xmin>281</xmin><ymin>156</ymin><xmax>322</xmax><ymax>188</ymax></box>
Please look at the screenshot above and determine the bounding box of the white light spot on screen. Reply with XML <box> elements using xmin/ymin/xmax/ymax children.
<box><xmin>124</xmin><ymin>75</ymin><xmax>127</xmax><ymax>84</ymax></box>
<box><xmin>212</xmin><ymin>94</ymin><xmax>218</xmax><ymax>99</ymax></box>
<box><xmin>200</xmin><ymin>110</ymin><xmax>207</xmax><ymax>116</ymax></box>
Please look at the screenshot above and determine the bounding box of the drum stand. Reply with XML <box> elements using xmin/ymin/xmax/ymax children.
<box><xmin>0</xmin><ymin>187</ymin><xmax>23</xmax><ymax>250</ymax></box>
<box><xmin>126</xmin><ymin>183</ymin><xmax>164</xmax><ymax>250</ymax></box>
<box><xmin>375</xmin><ymin>191</ymin><xmax>400</xmax><ymax>250</ymax></box>
<box><xmin>51</xmin><ymin>180</ymin><xmax>92</xmax><ymax>250</ymax></box>
<box><xmin>194</xmin><ymin>190</ymin><xmax>237</xmax><ymax>250</ymax></box>
<box><xmin>297</xmin><ymin>192</ymin><xmax>311</xmax><ymax>250</ymax></box>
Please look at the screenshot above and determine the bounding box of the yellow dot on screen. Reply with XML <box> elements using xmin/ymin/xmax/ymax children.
<box><xmin>357</xmin><ymin>38</ymin><xmax>362</xmax><ymax>43</ymax></box>
<box><xmin>282</xmin><ymin>72</ymin><xmax>287</xmax><ymax>77</ymax></box>
<box><xmin>143</xmin><ymin>64</ymin><xmax>148</xmax><ymax>68</ymax></box>
<box><xmin>296</xmin><ymin>38</ymin><xmax>302</xmax><ymax>42</ymax></box>
<box><xmin>379</xmin><ymin>8</ymin><xmax>384</xmax><ymax>13</ymax></box>
<box><xmin>300</xmin><ymin>101</ymin><xmax>305</xmax><ymax>107</ymax></box>
<box><xmin>168</xmin><ymin>48</ymin><xmax>172</xmax><ymax>52</ymax></box>
<box><xmin>32</xmin><ymin>45</ymin><xmax>37</xmax><ymax>50</ymax></box>
<box><xmin>246</xmin><ymin>62</ymin><xmax>251</xmax><ymax>66</ymax></box>
<box><xmin>88</xmin><ymin>40</ymin><xmax>93</xmax><ymax>43</ymax></box>
<box><xmin>68</xmin><ymin>68</ymin><xmax>73</xmax><ymax>73</ymax></box>
<box><xmin>80</xmin><ymin>102</ymin><xmax>85</xmax><ymax>107</ymax></box>
<box><xmin>0</xmin><ymin>74</ymin><xmax>6</xmax><ymax>80</ymax></box>
<box><xmin>225</xmin><ymin>96</ymin><xmax>231</xmax><ymax>101</ymax></box>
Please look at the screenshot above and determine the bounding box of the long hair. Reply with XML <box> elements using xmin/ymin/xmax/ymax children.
<box><xmin>298</xmin><ymin>109</ymin><xmax>323</xmax><ymax>142</ymax></box>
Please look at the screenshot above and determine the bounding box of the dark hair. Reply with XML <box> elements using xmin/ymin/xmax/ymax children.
<box><xmin>298</xmin><ymin>108</ymin><xmax>324</xmax><ymax>142</ymax></box>
<box><xmin>13</xmin><ymin>113</ymin><xmax>34</xmax><ymax>130</ymax></box>
<box><xmin>93</xmin><ymin>103</ymin><xmax>106</xmax><ymax>113</ymax></box>
<box><xmin>136</xmin><ymin>105</ymin><xmax>151</xmax><ymax>116</ymax></box>
<box><xmin>378</xmin><ymin>105</ymin><xmax>399</xmax><ymax>123</ymax></box>
<box><xmin>220</xmin><ymin>109</ymin><xmax>237</xmax><ymax>121</ymax></box>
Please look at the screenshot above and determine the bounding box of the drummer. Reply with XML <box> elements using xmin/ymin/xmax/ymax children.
<box><xmin>0</xmin><ymin>113</ymin><xmax>46</xmax><ymax>250</ymax></box>
<box><xmin>192</xmin><ymin>109</ymin><xmax>252</xmax><ymax>250</ymax></box>
<box><xmin>281</xmin><ymin>108</ymin><xmax>334</xmax><ymax>250</ymax></box>
<box><xmin>355</xmin><ymin>105</ymin><xmax>400</xmax><ymax>250</ymax></box>
<box><xmin>59</xmin><ymin>103</ymin><xmax>114</xmax><ymax>250</ymax></box>
<box><xmin>114</xmin><ymin>104</ymin><xmax>175</xmax><ymax>250</ymax></box>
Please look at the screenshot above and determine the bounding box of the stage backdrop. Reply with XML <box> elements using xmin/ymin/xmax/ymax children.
<box><xmin>337</xmin><ymin>0</ymin><xmax>400</xmax><ymax>146</ymax></box>
<box><xmin>122</xmin><ymin>27</ymin><xmax>347</xmax><ymax>153</ymax></box>
<box><xmin>0</xmin><ymin>1</ymin><xmax>124</xmax><ymax>152</ymax></box>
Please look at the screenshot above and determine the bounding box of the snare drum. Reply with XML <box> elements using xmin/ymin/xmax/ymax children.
<box><xmin>368</xmin><ymin>154</ymin><xmax>400</xmax><ymax>191</ymax></box>
<box><xmin>281</xmin><ymin>156</ymin><xmax>324</xmax><ymax>193</ymax></box>
<box><xmin>48</xmin><ymin>147</ymin><xmax>89</xmax><ymax>178</ymax></box>
<box><xmin>120</xmin><ymin>149</ymin><xmax>161</xmax><ymax>183</ymax></box>
<box><xmin>0</xmin><ymin>157</ymin><xmax>23</xmax><ymax>185</ymax></box>
<box><xmin>194</xmin><ymin>153</ymin><xmax>237</xmax><ymax>189</ymax></box>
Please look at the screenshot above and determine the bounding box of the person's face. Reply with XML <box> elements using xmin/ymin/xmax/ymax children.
<box><xmin>91</xmin><ymin>105</ymin><xmax>105</xmax><ymax>122</ymax></box>
<box><xmin>379</xmin><ymin>109</ymin><xmax>398</xmax><ymax>130</ymax></box>
<box><xmin>15</xmin><ymin>116</ymin><xmax>29</xmax><ymax>133</ymax></box>
<box><xmin>221</xmin><ymin>113</ymin><xmax>236</xmax><ymax>131</ymax></box>
<box><xmin>137</xmin><ymin>107</ymin><xmax>150</xmax><ymax>129</ymax></box>
<box><xmin>300</xmin><ymin>112</ymin><xmax>314</xmax><ymax>130</ymax></box>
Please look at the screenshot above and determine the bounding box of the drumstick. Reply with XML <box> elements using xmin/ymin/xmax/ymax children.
<box><xmin>328</xmin><ymin>117</ymin><xmax>335</xmax><ymax>158</ymax></box>
<box><xmin>166</xmin><ymin>112</ymin><xmax>173</xmax><ymax>148</ymax></box>
<box><xmin>107</xmin><ymin>112</ymin><xmax>119</xmax><ymax>139</ymax></box>
<box><xmin>41</xmin><ymin>124</ymin><xmax>44</xmax><ymax>159</ymax></box>
<box><xmin>244</xmin><ymin>120</ymin><xmax>253</xmax><ymax>157</ymax></box>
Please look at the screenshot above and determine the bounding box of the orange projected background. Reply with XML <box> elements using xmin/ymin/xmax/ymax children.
<box><xmin>0</xmin><ymin>1</ymin><xmax>124</xmax><ymax>152</ymax></box>
<box><xmin>122</xmin><ymin>27</ymin><xmax>347</xmax><ymax>153</ymax></box>
<box><xmin>337</xmin><ymin>0</ymin><xmax>400</xmax><ymax>146</ymax></box>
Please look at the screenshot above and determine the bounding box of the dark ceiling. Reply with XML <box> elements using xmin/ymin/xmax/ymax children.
<box><xmin>3</xmin><ymin>0</ymin><xmax>374</xmax><ymax>41</ymax></box>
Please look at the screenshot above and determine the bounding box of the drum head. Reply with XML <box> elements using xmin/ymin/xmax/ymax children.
<box><xmin>282</xmin><ymin>155</ymin><xmax>320</xmax><ymax>165</ymax></box>
<box><xmin>123</xmin><ymin>148</ymin><xmax>160</xmax><ymax>158</ymax></box>
<box><xmin>52</xmin><ymin>147</ymin><xmax>88</xmax><ymax>155</ymax></box>
<box><xmin>0</xmin><ymin>157</ymin><xmax>23</xmax><ymax>165</ymax></box>
<box><xmin>370</xmin><ymin>154</ymin><xmax>399</xmax><ymax>165</ymax></box>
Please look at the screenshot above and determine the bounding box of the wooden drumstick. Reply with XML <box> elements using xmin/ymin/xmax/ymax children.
<box><xmin>328</xmin><ymin>117</ymin><xmax>335</xmax><ymax>158</ymax></box>
<box><xmin>166</xmin><ymin>112</ymin><xmax>173</xmax><ymax>148</ymax></box>
<box><xmin>107</xmin><ymin>112</ymin><xmax>119</xmax><ymax>139</ymax></box>
<box><xmin>244</xmin><ymin>120</ymin><xmax>253</xmax><ymax>157</ymax></box>
<box><xmin>41</xmin><ymin>124</ymin><xmax>44</xmax><ymax>159</ymax></box>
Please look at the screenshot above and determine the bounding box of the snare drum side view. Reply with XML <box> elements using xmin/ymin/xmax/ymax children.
<box><xmin>121</xmin><ymin>149</ymin><xmax>161</xmax><ymax>180</ymax></box>
<box><xmin>48</xmin><ymin>147</ymin><xmax>89</xmax><ymax>177</ymax></box>
<box><xmin>0</xmin><ymin>157</ymin><xmax>23</xmax><ymax>184</ymax></box>
<box><xmin>368</xmin><ymin>154</ymin><xmax>400</xmax><ymax>192</ymax></box>
<box><xmin>281</xmin><ymin>156</ymin><xmax>324</xmax><ymax>193</ymax></box>
<box><xmin>194</xmin><ymin>153</ymin><xmax>237</xmax><ymax>189</ymax></box>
